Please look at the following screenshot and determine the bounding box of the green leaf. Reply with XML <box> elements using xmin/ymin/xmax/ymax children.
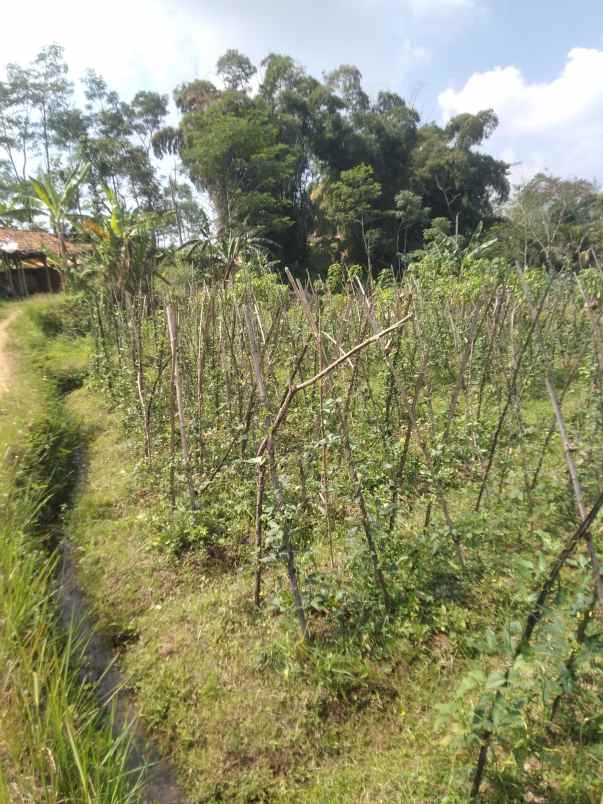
<box><xmin>29</xmin><ymin>178</ymin><xmax>55</xmax><ymax>211</ymax></box>
<box><xmin>485</xmin><ymin>670</ymin><xmax>506</xmax><ymax>690</ymax></box>
<box><xmin>110</xmin><ymin>207</ymin><xmax>123</xmax><ymax>238</ymax></box>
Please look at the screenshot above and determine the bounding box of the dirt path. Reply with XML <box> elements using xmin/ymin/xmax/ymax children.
<box><xmin>0</xmin><ymin>309</ymin><xmax>19</xmax><ymax>396</ymax></box>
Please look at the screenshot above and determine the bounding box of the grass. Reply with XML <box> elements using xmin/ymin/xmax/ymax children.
<box><xmin>0</xmin><ymin>297</ymin><xmax>143</xmax><ymax>803</ymax></box>
<box><xmin>65</xmin><ymin>384</ymin><xmax>603</xmax><ymax>802</ymax></box>
<box><xmin>63</xmin><ymin>383</ymin><xmax>477</xmax><ymax>802</ymax></box>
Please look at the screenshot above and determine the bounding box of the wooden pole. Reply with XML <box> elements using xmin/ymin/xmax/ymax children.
<box><xmin>166</xmin><ymin>302</ymin><xmax>197</xmax><ymax>510</ymax></box>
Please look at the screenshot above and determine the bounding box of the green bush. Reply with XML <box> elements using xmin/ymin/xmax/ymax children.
<box><xmin>27</xmin><ymin>292</ymin><xmax>91</xmax><ymax>338</ymax></box>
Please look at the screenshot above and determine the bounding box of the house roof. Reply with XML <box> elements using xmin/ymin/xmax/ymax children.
<box><xmin>0</xmin><ymin>228</ymin><xmax>82</xmax><ymax>259</ymax></box>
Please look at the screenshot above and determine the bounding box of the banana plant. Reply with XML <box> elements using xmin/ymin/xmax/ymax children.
<box><xmin>82</xmin><ymin>185</ymin><xmax>171</xmax><ymax>298</ymax></box>
<box><xmin>20</xmin><ymin>163</ymin><xmax>91</xmax><ymax>288</ymax></box>
<box><xmin>27</xmin><ymin>163</ymin><xmax>90</xmax><ymax>251</ymax></box>
<box><xmin>181</xmin><ymin>224</ymin><xmax>273</xmax><ymax>286</ymax></box>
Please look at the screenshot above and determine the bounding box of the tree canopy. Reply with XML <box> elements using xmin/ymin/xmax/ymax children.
<box><xmin>7</xmin><ymin>45</ymin><xmax>601</xmax><ymax>279</ymax></box>
<box><xmin>154</xmin><ymin>50</ymin><xmax>510</xmax><ymax>272</ymax></box>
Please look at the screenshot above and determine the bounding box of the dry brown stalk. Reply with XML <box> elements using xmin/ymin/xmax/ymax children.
<box><xmin>517</xmin><ymin>267</ymin><xmax>603</xmax><ymax>624</ymax></box>
<box><xmin>166</xmin><ymin>302</ymin><xmax>197</xmax><ymax>509</ymax></box>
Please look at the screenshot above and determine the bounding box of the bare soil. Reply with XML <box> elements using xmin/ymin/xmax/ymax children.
<box><xmin>0</xmin><ymin>309</ymin><xmax>19</xmax><ymax>395</ymax></box>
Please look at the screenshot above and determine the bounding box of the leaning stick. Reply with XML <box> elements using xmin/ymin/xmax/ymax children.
<box><xmin>517</xmin><ymin>267</ymin><xmax>603</xmax><ymax>622</ymax></box>
<box><xmin>471</xmin><ymin>491</ymin><xmax>603</xmax><ymax>798</ymax></box>
<box><xmin>256</xmin><ymin>313</ymin><xmax>413</xmax><ymax>457</ymax></box>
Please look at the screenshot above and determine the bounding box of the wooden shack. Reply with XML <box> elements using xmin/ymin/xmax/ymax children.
<box><xmin>0</xmin><ymin>228</ymin><xmax>81</xmax><ymax>297</ymax></box>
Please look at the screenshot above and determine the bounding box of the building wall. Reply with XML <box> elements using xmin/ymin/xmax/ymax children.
<box><xmin>0</xmin><ymin>266</ymin><xmax>61</xmax><ymax>297</ymax></box>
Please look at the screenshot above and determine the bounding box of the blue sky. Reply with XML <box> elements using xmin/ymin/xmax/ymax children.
<box><xmin>4</xmin><ymin>0</ymin><xmax>603</xmax><ymax>185</ymax></box>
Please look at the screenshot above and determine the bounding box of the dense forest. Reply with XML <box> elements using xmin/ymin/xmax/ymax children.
<box><xmin>1</xmin><ymin>43</ymin><xmax>602</xmax><ymax>804</ymax></box>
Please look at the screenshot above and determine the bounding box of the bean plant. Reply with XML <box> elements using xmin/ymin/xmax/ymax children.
<box><xmin>82</xmin><ymin>222</ymin><xmax>603</xmax><ymax>798</ymax></box>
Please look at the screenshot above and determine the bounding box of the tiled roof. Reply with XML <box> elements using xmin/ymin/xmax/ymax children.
<box><xmin>0</xmin><ymin>227</ymin><xmax>82</xmax><ymax>257</ymax></box>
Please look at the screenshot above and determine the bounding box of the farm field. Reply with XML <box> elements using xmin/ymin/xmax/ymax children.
<box><xmin>1</xmin><ymin>25</ymin><xmax>603</xmax><ymax>804</ymax></box>
<box><xmin>2</xmin><ymin>254</ymin><xmax>601</xmax><ymax>802</ymax></box>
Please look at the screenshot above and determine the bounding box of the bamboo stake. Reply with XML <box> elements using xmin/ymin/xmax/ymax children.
<box><xmin>471</xmin><ymin>492</ymin><xmax>603</xmax><ymax>798</ymax></box>
<box><xmin>256</xmin><ymin>313</ymin><xmax>413</xmax><ymax>458</ymax></box>
<box><xmin>243</xmin><ymin>299</ymin><xmax>308</xmax><ymax>638</ymax></box>
<box><xmin>518</xmin><ymin>267</ymin><xmax>603</xmax><ymax>623</ymax></box>
<box><xmin>166</xmin><ymin>302</ymin><xmax>197</xmax><ymax>509</ymax></box>
<box><xmin>475</xmin><ymin>276</ymin><xmax>553</xmax><ymax>512</ymax></box>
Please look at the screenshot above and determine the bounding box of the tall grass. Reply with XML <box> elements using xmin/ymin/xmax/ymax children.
<box><xmin>0</xmin><ymin>501</ymin><xmax>144</xmax><ymax>803</ymax></box>
<box><xmin>0</xmin><ymin>300</ymin><xmax>144</xmax><ymax>804</ymax></box>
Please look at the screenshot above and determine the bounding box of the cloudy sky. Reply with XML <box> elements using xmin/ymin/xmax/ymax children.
<box><xmin>3</xmin><ymin>0</ymin><xmax>603</xmax><ymax>185</ymax></box>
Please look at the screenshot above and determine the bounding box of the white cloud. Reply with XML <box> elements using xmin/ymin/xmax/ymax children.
<box><xmin>1</xmin><ymin>0</ymin><xmax>229</xmax><ymax>101</ymax></box>
<box><xmin>438</xmin><ymin>48</ymin><xmax>603</xmax><ymax>184</ymax></box>
<box><xmin>2</xmin><ymin>0</ymin><xmax>475</xmax><ymax>104</ymax></box>
<box><xmin>408</xmin><ymin>0</ymin><xmax>475</xmax><ymax>16</ymax></box>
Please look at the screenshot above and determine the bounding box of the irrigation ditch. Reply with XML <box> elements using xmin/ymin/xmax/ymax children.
<box><xmin>1</xmin><ymin>301</ymin><xmax>183</xmax><ymax>803</ymax></box>
<box><xmin>57</xmin><ymin>538</ymin><xmax>183</xmax><ymax>804</ymax></box>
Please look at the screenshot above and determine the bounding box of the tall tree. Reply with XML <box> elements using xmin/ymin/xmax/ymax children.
<box><xmin>78</xmin><ymin>70</ymin><xmax>166</xmax><ymax>212</ymax></box>
<box><xmin>0</xmin><ymin>61</ymin><xmax>38</xmax><ymax>183</ymax></box>
<box><xmin>324</xmin><ymin>65</ymin><xmax>369</xmax><ymax>114</ymax></box>
<box><xmin>130</xmin><ymin>90</ymin><xmax>169</xmax><ymax>155</ymax></box>
<box><xmin>156</xmin><ymin>50</ymin><xmax>511</xmax><ymax>271</ymax></box>
<box><xmin>503</xmin><ymin>173</ymin><xmax>603</xmax><ymax>270</ymax></box>
<box><xmin>411</xmin><ymin>111</ymin><xmax>509</xmax><ymax>232</ymax></box>
<box><xmin>320</xmin><ymin>163</ymin><xmax>382</xmax><ymax>265</ymax></box>
<box><xmin>216</xmin><ymin>49</ymin><xmax>257</xmax><ymax>92</ymax></box>
<box><xmin>30</xmin><ymin>44</ymin><xmax>73</xmax><ymax>174</ymax></box>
